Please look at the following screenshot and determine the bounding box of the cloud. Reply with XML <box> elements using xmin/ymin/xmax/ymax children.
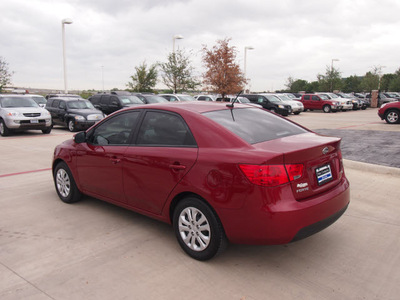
<box><xmin>1</xmin><ymin>0</ymin><xmax>400</xmax><ymax>91</ymax></box>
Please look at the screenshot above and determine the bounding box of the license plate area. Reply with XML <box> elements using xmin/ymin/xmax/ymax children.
<box><xmin>30</xmin><ymin>119</ymin><xmax>39</xmax><ymax>123</ymax></box>
<box><xmin>316</xmin><ymin>164</ymin><xmax>333</xmax><ymax>186</ymax></box>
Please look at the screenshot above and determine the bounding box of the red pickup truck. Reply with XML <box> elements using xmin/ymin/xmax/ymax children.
<box><xmin>299</xmin><ymin>94</ymin><xmax>343</xmax><ymax>113</ymax></box>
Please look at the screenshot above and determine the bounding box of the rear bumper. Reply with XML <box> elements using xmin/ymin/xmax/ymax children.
<box><xmin>291</xmin><ymin>203</ymin><xmax>348</xmax><ymax>242</ymax></box>
<box><xmin>217</xmin><ymin>176</ymin><xmax>350</xmax><ymax>245</ymax></box>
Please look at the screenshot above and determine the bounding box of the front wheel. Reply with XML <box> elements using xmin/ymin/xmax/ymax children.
<box><xmin>385</xmin><ymin>109</ymin><xmax>400</xmax><ymax>124</ymax></box>
<box><xmin>269</xmin><ymin>108</ymin><xmax>277</xmax><ymax>114</ymax></box>
<box><xmin>68</xmin><ymin>120</ymin><xmax>76</xmax><ymax>132</ymax></box>
<box><xmin>54</xmin><ymin>162</ymin><xmax>82</xmax><ymax>203</ymax></box>
<box><xmin>323</xmin><ymin>105</ymin><xmax>332</xmax><ymax>113</ymax></box>
<box><xmin>173</xmin><ymin>197</ymin><xmax>227</xmax><ymax>261</ymax></box>
<box><xmin>0</xmin><ymin>119</ymin><xmax>11</xmax><ymax>136</ymax></box>
<box><xmin>42</xmin><ymin>127</ymin><xmax>52</xmax><ymax>134</ymax></box>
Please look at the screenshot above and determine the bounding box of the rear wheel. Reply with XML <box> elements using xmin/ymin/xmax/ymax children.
<box><xmin>54</xmin><ymin>162</ymin><xmax>82</xmax><ymax>203</ymax></box>
<box><xmin>385</xmin><ymin>109</ymin><xmax>400</xmax><ymax>124</ymax></box>
<box><xmin>173</xmin><ymin>197</ymin><xmax>227</xmax><ymax>261</ymax></box>
<box><xmin>323</xmin><ymin>105</ymin><xmax>332</xmax><ymax>113</ymax></box>
<box><xmin>0</xmin><ymin>119</ymin><xmax>11</xmax><ymax>136</ymax></box>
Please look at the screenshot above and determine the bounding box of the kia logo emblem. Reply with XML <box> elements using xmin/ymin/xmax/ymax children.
<box><xmin>322</xmin><ymin>147</ymin><xmax>329</xmax><ymax>154</ymax></box>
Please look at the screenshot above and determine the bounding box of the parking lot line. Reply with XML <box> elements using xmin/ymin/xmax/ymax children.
<box><xmin>0</xmin><ymin>168</ymin><xmax>52</xmax><ymax>178</ymax></box>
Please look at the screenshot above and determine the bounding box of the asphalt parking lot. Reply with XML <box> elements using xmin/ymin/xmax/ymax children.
<box><xmin>1</xmin><ymin>108</ymin><xmax>399</xmax><ymax>300</ymax></box>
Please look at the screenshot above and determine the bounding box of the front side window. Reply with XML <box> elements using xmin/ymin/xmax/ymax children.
<box><xmin>136</xmin><ymin>111</ymin><xmax>196</xmax><ymax>146</ymax></box>
<box><xmin>88</xmin><ymin>111</ymin><xmax>140</xmax><ymax>145</ymax></box>
<box><xmin>203</xmin><ymin>108</ymin><xmax>308</xmax><ymax>144</ymax></box>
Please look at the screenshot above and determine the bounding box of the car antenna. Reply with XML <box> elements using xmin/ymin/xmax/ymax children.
<box><xmin>226</xmin><ymin>90</ymin><xmax>243</xmax><ymax>108</ymax></box>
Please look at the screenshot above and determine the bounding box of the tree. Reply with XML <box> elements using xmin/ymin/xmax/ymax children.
<box><xmin>0</xmin><ymin>57</ymin><xmax>13</xmax><ymax>92</ymax></box>
<box><xmin>290</xmin><ymin>79</ymin><xmax>309</xmax><ymax>93</ymax></box>
<box><xmin>126</xmin><ymin>61</ymin><xmax>158</xmax><ymax>92</ymax></box>
<box><xmin>159</xmin><ymin>49</ymin><xmax>199</xmax><ymax>93</ymax></box>
<box><xmin>202</xmin><ymin>38</ymin><xmax>246</xmax><ymax>98</ymax></box>
<box><xmin>360</xmin><ymin>71</ymin><xmax>379</xmax><ymax>92</ymax></box>
<box><xmin>342</xmin><ymin>75</ymin><xmax>362</xmax><ymax>93</ymax></box>
<box><xmin>380</xmin><ymin>73</ymin><xmax>395</xmax><ymax>92</ymax></box>
<box><xmin>285</xmin><ymin>76</ymin><xmax>295</xmax><ymax>91</ymax></box>
<box><xmin>317</xmin><ymin>65</ymin><xmax>342</xmax><ymax>92</ymax></box>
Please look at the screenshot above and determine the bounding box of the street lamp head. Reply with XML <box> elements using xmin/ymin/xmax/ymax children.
<box><xmin>173</xmin><ymin>34</ymin><xmax>184</xmax><ymax>40</ymax></box>
<box><xmin>245</xmin><ymin>46</ymin><xmax>255</xmax><ymax>50</ymax></box>
<box><xmin>62</xmin><ymin>18</ymin><xmax>73</xmax><ymax>25</ymax></box>
<box><xmin>332</xmin><ymin>58</ymin><xmax>339</xmax><ymax>62</ymax></box>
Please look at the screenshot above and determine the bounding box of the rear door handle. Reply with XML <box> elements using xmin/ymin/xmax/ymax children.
<box><xmin>169</xmin><ymin>164</ymin><xmax>186</xmax><ymax>170</ymax></box>
<box><xmin>110</xmin><ymin>157</ymin><xmax>121</xmax><ymax>164</ymax></box>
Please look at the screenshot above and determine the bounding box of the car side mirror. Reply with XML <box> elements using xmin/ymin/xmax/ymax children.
<box><xmin>74</xmin><ymin>131</ymin><xmax>86</xmax><ymax>144</ymax></box>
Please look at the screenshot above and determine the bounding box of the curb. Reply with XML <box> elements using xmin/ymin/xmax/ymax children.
<box><xmin>343</xmin><ymin>159</ymin><xmax>400</xmax><ymax>176</ymax></box>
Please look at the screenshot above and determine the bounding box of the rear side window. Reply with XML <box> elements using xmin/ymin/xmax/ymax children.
<box><xmin>203</xmin><ymin>108</ymin><xmax>308</xmax><ymax>144</ymax></box>
<box><xmin>303</xmin><ymin>95</ymin><xmax>310</xmax><ymax>100</ymax></box>
<box><xmin>136</xmin><ymin>111</ymin><xmax>196</xmax><ymax>146</ymax></box>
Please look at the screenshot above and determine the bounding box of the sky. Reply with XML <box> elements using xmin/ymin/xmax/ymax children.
<box><xmin>1</xmin><ymin>0</ymin><xmax>400</xmax><ymax>92</ymax></box>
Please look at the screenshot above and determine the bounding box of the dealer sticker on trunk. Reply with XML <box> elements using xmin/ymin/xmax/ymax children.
<box><xmin>316</xmin><ymin>164</ymin><xmax>333</xmax><ymax>185</ymax></box>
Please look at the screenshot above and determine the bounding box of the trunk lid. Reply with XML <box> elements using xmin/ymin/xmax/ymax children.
<box><xmin>256</xmin><ymin>132</ymin><xmax>344</xmax><ymax>200</ymax></box>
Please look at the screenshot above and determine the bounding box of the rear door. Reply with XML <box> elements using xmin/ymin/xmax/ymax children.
<box><xmin>123</xmin><ymin>110</ymin><xmax>198</xmax><ymax>214</ymax></box>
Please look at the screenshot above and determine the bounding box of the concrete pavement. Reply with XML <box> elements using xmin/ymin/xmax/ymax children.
<box><xmin>1</xmin><ymin>108</ymin><xmax>399</xmax><ymax>300</ymax></box>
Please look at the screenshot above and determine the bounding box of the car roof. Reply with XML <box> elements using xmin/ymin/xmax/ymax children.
<box><xmin>49</xmin><ymin>97</ymin><xmax>87</xmax><ymax>101</ymax></box>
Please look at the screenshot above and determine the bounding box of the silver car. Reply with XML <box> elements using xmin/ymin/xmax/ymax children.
<box><xmin>0</xmin><ymin>94</ymin><xmax>52</xmax><ymax>136</ymax></box>
<box><xmin>272</xmin><ymin>94</ymin><xmax>304</xmax><ymax>115</ymax></box>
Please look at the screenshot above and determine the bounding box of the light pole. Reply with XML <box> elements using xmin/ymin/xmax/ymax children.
<box><xmin>62</xmin><ymin>18</ymin><xmax>73</xmax><ymax>94</ymax></box>
<box><xmin>101</xmin><ymin>66</ymin><xmax>104</xmax><ymax>92</ymax></box>
<box><xmin>377</xmin><ymin>65</ymin><xmax>386</xmax><ymax>91</ymax></box>
<box><xmin>330</xmin><ymin>58</ymin><xmax>339</xmax><ymax>92</ymax></box>
<box><xmin>244</xmin><ymin>46</ymin><xmax>254</xmax><ymax>92</ymax></box>
<box><xmin>172</xmin><ymin>34</ymin><xmax>184</xmax><ymax>53</ymax></box>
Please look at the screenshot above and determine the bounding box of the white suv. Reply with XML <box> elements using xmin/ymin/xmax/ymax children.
<box><xmin>0</xmin><ymin>94</ymin><xmax>52</xmax><ymax>136</ymax></box>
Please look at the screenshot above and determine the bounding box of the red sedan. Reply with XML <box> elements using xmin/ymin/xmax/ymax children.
<box><xmin>52</xmin><ymin>102</ymin><xmax>350</xmax><ymax>260</ymax></box>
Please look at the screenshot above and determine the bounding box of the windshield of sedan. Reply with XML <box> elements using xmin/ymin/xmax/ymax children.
<box><xmin>318</xmin><ymin>95</ymin><xmax>330</xmax><ymax>100</ymax></box>
<box><xmin>264</xmin><ymin>95</ymin><xmax>282</xmax><ymax>103</ymax></box>
<box><xmin>120</xmin><ymin>95</ymin><xmax>144</xmax><ymax>104</ymax></box>
<box><xmin>144</xmin><ymin>96</ymin><xmax>169</xmax><ymax>103</ymax></box>
<box><xmin>67</xmin><ymin>100</ymin><xmax>96</xmax><ymax>109</ymax></box>
<box><xmin>0</xmin><ymin>97</ymin><xmax>39</xmax><ymax>108</ymax></box>
<box><xmin>275</xmin><ymin>94</ymin><xmax>291</xmax><ymax>101</ymax></box>
<box><xmin>203</xmin><ymin>108</ymin><xmax>308</xmax><ymax>144</ymax></box>
<box><xmin>31</xmin><ymin>96</ymin><xmax>47</xmax><ymax>104</ymax></box>
<box><xmin>178</xmin><ymin>95</ymin><xmax>196</xmax><ymax>101</ymax></box>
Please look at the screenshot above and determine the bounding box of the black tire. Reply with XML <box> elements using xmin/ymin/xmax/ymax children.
<box><xmin>269</xmin><ymin>108</ymin><xmax>277</xmax><ymax>114</ymax></box>
<box><xmin>385</xmin><ymin>109</ymin><xmax>400</xmax><ymax>124</ymax></box>
<box><xmin>53</xmin><ymin>162</ymin><xmax>82</xmax><ymax>203</ymax></box>
<box><xmin>0</xmin><ymin>119</ymin><xmax>11</xmax><ymax>137</ymax></box>
<box><xmin>68</xmin><ymin>120</ymin><xmax>76</xmax><ymax>132</ymax></box>
<box><xmin>42</xmin><ymin>127</ymin><xmax>52</xmax><ymax>134</ymax></box>
<box><xmin>323</xmin><ymin>105</ymin><xmax>332</xmax><ymax>113</ymax></box>
<box><xmin>294</xmin><ymin>112</ymin><xmax>301</xmax><ymax>115</ymax></box>
<box><xmin>173</xmin><ymin>197</ymin><xmax>227</xmax><ymax>261</ymax></box>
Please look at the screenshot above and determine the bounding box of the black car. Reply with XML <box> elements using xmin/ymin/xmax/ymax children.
<box><xmin>46</xmin><ymin>97</ymin><xmax>105</xmax><ymax>132</ymax></box>
<box><xmin>241</xmin><ymin>94</ymin><xmax>291</xmax><ymax>116</ymax></box>
<box><xmin>88</xmin><ymin>91</ymin><xmax>144</xmax><ymax>115</ymax></box>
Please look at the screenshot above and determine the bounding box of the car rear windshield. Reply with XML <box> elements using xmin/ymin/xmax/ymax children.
<box><xmin>203</xmin><ymin>108</ymin><xmax>308</xmax><ymax>144</ymax></box>
<box><xmin>120</xmin><ymin>95</ymin><xmax>143</xmax><ymax>104</ymax></box>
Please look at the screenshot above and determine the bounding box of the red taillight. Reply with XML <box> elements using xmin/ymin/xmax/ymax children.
<box><xmin>285</xmin><ymin>164</ymin><xmax>304</xmax><ymax>181</ymax></box>
<box><xmin>239</xmin><ymin>164</ymin><xmax>303</xmax><ymax>187</ymax></box>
